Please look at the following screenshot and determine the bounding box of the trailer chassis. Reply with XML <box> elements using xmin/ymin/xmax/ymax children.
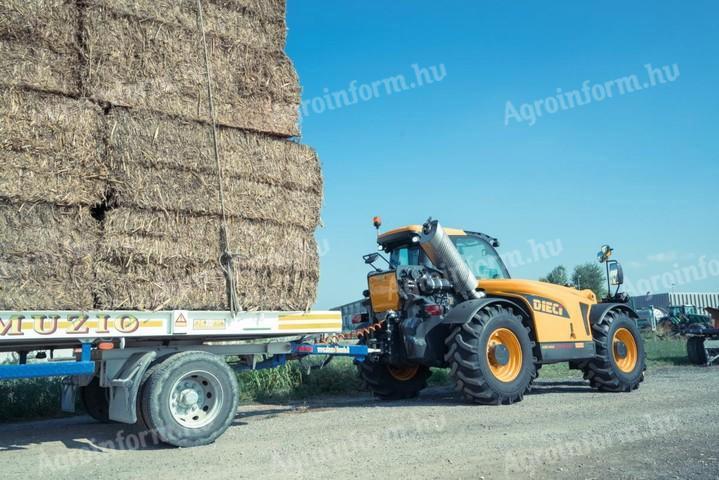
<box><xmin>0</xmin><ymin>309</ymin><xmax>374</xmax><ymax>447</ymax></box>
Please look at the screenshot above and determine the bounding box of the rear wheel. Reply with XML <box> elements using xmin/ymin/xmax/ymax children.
<box><xmin>141</xmin><ymin>352</ymin><xmax>239</xmax><ymax>447</ymax></box>
<box><xmin>80</xmin><ymin>378</ymin><xmax>110</xmax><ymax>423</ymax></box>
<box><xmin>445</xmin><ymin>305</ymin><xmax>536</xmax><ymax>405</ymax></box>
<box><xmin>581</xmin><ymin>310</ymin><xmax>646</xmax><ymax>392</ymax></box>
<box><xmin>357</xmin><ymin>360</ymin><xmax>430</xmax><ymax>400</ymax></box>
<box><xmin>687</xmin><ymin>337</ymin><xmax>709</xmax><ymax>365</ymax></box>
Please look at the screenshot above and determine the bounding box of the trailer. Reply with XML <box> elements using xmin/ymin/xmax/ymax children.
<box><xmin>0</xmin><ymin>309</ymin><xmax>374</xmax><ymax>447</ymax></box>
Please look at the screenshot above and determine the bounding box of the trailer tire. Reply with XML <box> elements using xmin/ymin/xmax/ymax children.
<box><xmin>81</xmin><ymin>378</ymin><xmax>111</xmax><ymax>423</ymax></box>
<box><xmin>581</xmin><ymin>310</ymin><xmax>646</xmax><ymax>392</ymax></box>
<box><xmin>687</xmin><ymin>337</ymin><xmax>708</xmax><ymax>365</ymax></box>
<box><xmin>141</xmin><ymin>352</ymin><xmax>239</xmax><ymax>447</ymax></box>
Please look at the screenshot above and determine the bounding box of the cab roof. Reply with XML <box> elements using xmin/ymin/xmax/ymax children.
<box><xmin>377</xmin><ymin>225</ymin><xmax>500</xmax><ymax>250</ymax></box>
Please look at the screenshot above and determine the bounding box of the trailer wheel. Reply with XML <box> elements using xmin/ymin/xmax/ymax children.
<box><xmin>445</xmin><ymin>305</ymin><xmax>537</xmax><ymax>405</ymax></box>
<box><xmin>141</xmin><ymin>352</ymin><xmax>239</xmax><ymax>447</ymax></box>
<box><xmin>687</xmin><ymin>337</ymin><xmax>709</xmax><ymax>365</ymax></box>
<box><xmin>581</xmin><ymin>310</ymin><xmax>646</xmax><ymax>392</ymax></box>
<box><xmin>81</xmin><ymin>378</ymin><xmax>111</xmax><ymax>423</ymax></box>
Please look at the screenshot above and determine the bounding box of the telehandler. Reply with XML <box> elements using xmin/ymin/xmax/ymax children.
<box><xmin>356</xmin><ymin>218</ymin><xmax>646</xmax><ymax>404</ymax></box>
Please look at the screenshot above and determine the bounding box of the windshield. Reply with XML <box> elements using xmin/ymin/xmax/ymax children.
<box><xmin>452</xmin><ymin>235</ymin><xmax>509</xmax><ymax>279</ymax></box>
<box><xmin>388</xmin><ymin>235</ymin><xmax>509</xmax><ymax>280</ymax></box>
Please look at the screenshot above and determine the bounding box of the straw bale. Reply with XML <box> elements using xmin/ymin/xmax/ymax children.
<box><xmin>0</xmin><ymin>87</ymin><xmax>106</xmax><ymax>205</ymax></box>
<box><xmin>0</xmin><ymin>201</ymin><xmax>98</xmax><ymax>310</ymax></box>
<box><xmin>0</xmin><ymin>254</ymin><xmax>95</xmax><ymax>310</ymax></box>
<box><xmin>0</xmin><ymin>0</ymin><xmax>79</xmax><ymax>95</ymax></box>
<box><xmin>0</xmin><ymin>202</ymin><xmax>99</xmax><ymax>258</ymax></box>
<box><xmin>94</xmin><ymin>259</ymin><xmax>317</xmax><ymax>311</ymax></box>
<box><xmin>82</xmin><ymin>4</ymin><xmax>300</xmax><ymax>135</ymax></box>
<box><xmin>106</xmin><ymin>108</ymin><xmax>321</xmax><ymax>194</ymax></box>
<box><xmin>110</xmin><ymin>162</ymin><xmax>321</xmax><ymax>231</ymax></box>
<box><xmin>101</xmin><ymin>208</ymin><xmax>319</xmax><ymax>271</ymax></box>
<box><xmin>81</xmin><ymin>0</ymin><xmax>286</xmax><ymax>50</ymax></box>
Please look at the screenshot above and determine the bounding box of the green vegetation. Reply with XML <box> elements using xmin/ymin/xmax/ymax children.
<box><xmin>540</xmin><ymin>263</ymin><xmax>608</xmax><ymax>299</ymax></box>
<box><xmin>0</xmin><ymin>334</ymin><xmax>695</xmax><ymax>421</ymax></box>
<box><xmin>0</xmin><ymin>378</ymin><xmax>64</xmax><ymax>421</ymax></box>
<box><xmin>539</xmin><ymin>265</ymin><xmax>569</xmax><ymax>286</ymax></box>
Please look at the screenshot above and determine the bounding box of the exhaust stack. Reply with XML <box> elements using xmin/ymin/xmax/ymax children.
<box><xmin>419</xmin><ymin>219</ymin><xmax>483</xmax><ymax>301</ymax></box>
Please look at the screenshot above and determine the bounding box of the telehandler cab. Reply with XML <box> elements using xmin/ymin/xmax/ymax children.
<box><xmin>356</xmin><ymin>218</ymin><xmax>646</xmax><ymax>404</ymax></box>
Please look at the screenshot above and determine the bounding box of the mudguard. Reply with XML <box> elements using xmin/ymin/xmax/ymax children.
<box><xmin>589</xmin><ymin>303</ymin><xmax>639</xmax><ymax>326</ymax></box>
<box><xmin>442</xmin><ymin>297</ymin><xmax>530</xmax><ymax>325</ymax></box>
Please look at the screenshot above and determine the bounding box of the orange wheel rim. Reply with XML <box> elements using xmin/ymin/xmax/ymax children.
<box><xmin>486</xmin><ymin>328</ymin><xmax>523</xmax><ymax>383</ymax></box>
<box><xmin>612</xmin><ymin>328</ymin><xmax>638</xmax><ymax>373</ymax></box>
<box><xmin>387</xmin><ymin>365</ymin><xmax>419</xmax><ymax>381</ymax></box>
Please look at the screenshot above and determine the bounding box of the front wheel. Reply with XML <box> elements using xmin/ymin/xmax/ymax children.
<box><xmin>445</xmin><ymin>305</ymin><xmax>537</xmax><ymax>405</ymax></box>
<box><xmin>581</xmin><ymin>310</ymin><xmax>646</xmax><ymax>392</ymax></box>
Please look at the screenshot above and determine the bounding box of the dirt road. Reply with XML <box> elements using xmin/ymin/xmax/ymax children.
<box><xmin>1</xmin><ymin>366</ymin><xmax>717</xmax><ymax>480</ymax></box>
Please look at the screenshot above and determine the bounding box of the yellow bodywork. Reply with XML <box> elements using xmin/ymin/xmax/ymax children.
<box><xmin>481</xmin><ymin>279</ymin><xmax>597</xmax><ymax>343</ymax></box>
<box><xmin>368</xmin><ymin>272</ymin><xmax>401</xmax><ymax>312</ymax></box>
<box><xmin>371</xmin><ymin>224</ymin><xmax>599</xmax><ymax>345</ymax></box>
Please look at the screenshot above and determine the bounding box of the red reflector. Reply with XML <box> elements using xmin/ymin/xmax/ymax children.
<box><xmin>424</xmin><ymin>305</ymin><xmax>443</xmax><ymax>316</ymax></box>
<box><xmin>351</xmin><ymin>314</ymin><xmax>364</xmax><ymax>324</ymax></box>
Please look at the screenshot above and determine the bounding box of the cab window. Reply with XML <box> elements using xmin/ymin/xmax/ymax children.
<box><xmin>452</xmin><ymin>235</ymin><xmax>509</xmax><ymax>280</ymax></box>
<box><xmin>389</xmin><ymin>245</ymin><xmax>425</xmax><ymax>267</ymax></box>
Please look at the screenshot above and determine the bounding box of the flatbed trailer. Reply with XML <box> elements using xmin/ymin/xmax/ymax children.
<box><xmin>0</xmin><ymin>309</ymin><xmax>374</xmax><ymax>447</ymax></box>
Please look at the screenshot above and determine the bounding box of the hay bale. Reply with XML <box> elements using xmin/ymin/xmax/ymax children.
<box><xmin>0</xmin><ymin>202</ymin><xmax>98</xmax><ymax>258</ymax></box>
<box><xmin>94</xmin><ymin>260</ymin><xmax>317</xmax><ymax>311</ymax></box>
<box><xmin>82</xmin><ymin>4</ymin><xmax>300</xmax><ymax>136</ymax></box>
<box><xmin>0</xmin><ymin>202</ymin><xmax>99</xmax><ymax>310</ymax></box>
<box><xmin>0</xmin><ymin>87</ymin><xmax>106</xmax><ymax>206</ymax></box>
<box><xmin>0</xmin><ymin>254</ymin><xmax>95</xmax><ymax>310</ymax></box>
<box><xmin>82</xmin><ymin>0</ymin><xmax>287</xmax><ymax>50</ymax></box>
<box><xmin>101</xmin><ymin>208</ymin><xmax>319</xmax><ymax>271</ymax></box>
<box><xmin>110</xmin><ymin>163</ymin><xmax>321</xmax><ymax>231</ymax></box>
<box><xmin>0</xmin><ymin>0</ymin><xmax>80</xmax><ymax>95</ymax></box>
<box><xmin>107</xmin><ymin>108</ymin><xmax>322</xmax><ymax>194</ymax></box>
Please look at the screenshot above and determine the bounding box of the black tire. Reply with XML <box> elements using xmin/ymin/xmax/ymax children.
<box><xmin>581</xmin><ymin>310</ymin><xmax>646</xmax><ymax>392</ymax></box>
<box><xmin>687</xmin><ymin>337</ymin><xmax>708</xmax><ymax>365</ymax></box>
<box><xmin>81</xmin><ymin>378</ymin><xmax>111</xmax><ymax>423</ymax></box>
<box><xmin>141</xmin><ymin>352</ymin><xmax>239</xmax><ymax>447</ymax></box>
<box><xmin>356</xmin><ymin>360</ymin><xmax>430</xmax><ymax>401</ymax></box>
<box><xmin>445</xmin><ymin>305</ymin><xmax>537</xmax><ymax>405</ymax></box>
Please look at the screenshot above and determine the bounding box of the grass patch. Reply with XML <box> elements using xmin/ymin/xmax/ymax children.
<box><xmin>643</xmin><ymin>334</ymin><xmax>689</xmax><ymax>367</ymax></box>
<box><xmin>0</xmin><ymin>378</ymin><xmax>64</xmax><ymax>422</ymax></box>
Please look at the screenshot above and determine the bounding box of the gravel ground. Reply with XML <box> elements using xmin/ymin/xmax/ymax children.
<box><xmin>1</xmin><ymin>366</ymin><xmax>717</xmax><ymax>480</ymax></box>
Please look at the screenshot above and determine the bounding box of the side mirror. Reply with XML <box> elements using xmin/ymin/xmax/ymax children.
<box><xmin>608</xmin><ymin>260</ymin><xmax>624</xmax><ymax>286</ymax></box>
<box><xmin>364</xmin><ymin>253</ymin><xmax>380</xmax><ymax>265</ymax></box>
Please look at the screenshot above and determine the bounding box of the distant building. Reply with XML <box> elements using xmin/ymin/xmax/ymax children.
<box><xmin>332</xmin><ymin>299</ymin><xmax>368</xmax><ymax>332</ymax></box>
<box><xmin>630</xmin><ymin>292</ymin><xmax>719</xmax><ymax>313</ymax></box>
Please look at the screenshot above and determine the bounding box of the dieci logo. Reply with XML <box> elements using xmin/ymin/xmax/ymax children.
<box><xmin>531</xmin><ymin>298</ymin><xmax>569</xmax><ymax>318</ymax></box>
<box><xmin>0</xmin><ymin>314</ymin><xmax>143</xmax><ymax>337</ymax></box>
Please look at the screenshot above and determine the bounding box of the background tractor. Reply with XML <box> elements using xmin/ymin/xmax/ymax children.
<box><xmin>355</xmin><ymin>218</ymin><xmax>646</xmax><ymax>404</ymax></box>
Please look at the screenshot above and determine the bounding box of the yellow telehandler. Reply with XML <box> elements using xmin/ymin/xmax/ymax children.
<box><xmin>356</xmin><ymin>218</ymin><xmax>645</xmax><ymax>404</ymax></box>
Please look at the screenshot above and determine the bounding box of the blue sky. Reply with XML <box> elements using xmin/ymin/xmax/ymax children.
<box><xmin>285</xmin><ymin>1</ymin><xmax>719</xmax><ymax>309</ymax></box>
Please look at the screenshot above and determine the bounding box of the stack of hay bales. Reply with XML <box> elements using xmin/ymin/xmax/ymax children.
<box><xmin>0</xmin><ymin>0</ymin><xmax>104</xmax><ymax>310</ymax></box>
<box><xmin>0</xmin><ymin>0</ymin><xmax>322</xmax><ymax>312</ymax></box>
